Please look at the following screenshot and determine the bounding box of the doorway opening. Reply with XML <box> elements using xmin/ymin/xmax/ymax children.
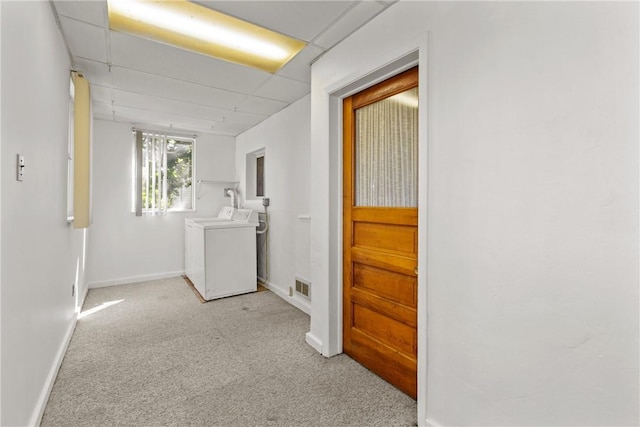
<box><xmin>342</xmin><ymin>67</ymin><xmax>419</xmax><ymax>398</ymax></box>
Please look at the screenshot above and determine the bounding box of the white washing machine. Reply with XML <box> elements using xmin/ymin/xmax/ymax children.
<box><xmin>185</xmin><ymin>208</ymin><xmax>258</xmax><ymax>300</ymax></box>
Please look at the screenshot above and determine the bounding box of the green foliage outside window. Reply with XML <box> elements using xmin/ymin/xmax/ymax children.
<box><xmin>141</xmin><ymin>137</ymin><xmax>193</xmax><ymax>211</ymax></box>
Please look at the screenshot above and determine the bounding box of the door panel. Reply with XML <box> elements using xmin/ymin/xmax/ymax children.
<box><xmin>353</xmin><ymin>222</ymin><xmax>417</xmax><ymax>255</ymax></box>
<box><xmin>352</xmin><ymin>263</ymin><xmax>416</xmax><ymax>307</ymax></box>
<box><xmin>343</xmin><ymin>66</ymin><xmax>418</xmax><ymax>399</ymax></box>
<box><xmin>353</xmin><ymin>305</ymin><xmax>416</xmax><ymax>355</ymax></box>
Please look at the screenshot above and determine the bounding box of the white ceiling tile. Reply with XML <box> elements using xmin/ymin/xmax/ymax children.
<box><xmin>313</xmin><ymin>1</ymin><xmax>385</xmax><ymax>49</ymax></box>
<box><xmin>113</xmin><ymin>105</ymin><xmax>248</xmax><ymax>136</ymax></box>
<box><xmin>111</xmin><ymin>67</ymin><xmax>246</xmax><ymax>110</ymax></box>
<box><xmin>55</xmin><ymin>0</ymin><xmax>385</xmax><ymax>135</ymax></box>
<box><xmin>253</xmin><ymin>76</ymin><xmax>311</xmax><ymax>103</ymax></box>
<box><xmin>59</xmin><ymin>16</ymin><xmax>107</xmax><ymax>62</ymax></box>
<box><xmin>114</xmin><ymin>105</ymin><xmax>198</xmax><ymax>128</ymax></box>
<box><xmin>236</xmin><ymin>96</ymin><xmax>288</xmax><ymax>116</ymax></box>
<box><xmin>93</xmin><ymin>101</ymin><xmax>113</xmax><ymax>116</ymax></box>
<box><xmin>277</xmin><ymin>44</ymin><xmax>325</xmax><ymax>84</ymax></box>
<box><xmin>195</xmin><ymin>1</ymin><xmax>356</xmax><ymax>42</ymax></box>
<box><xmin>109</xmin><ymin>32</ymin><xmax>271</xmax><ymax>94</ymax></box>
<box><xmin>74</xmin><ymin>58</ymin><xmax>111</xmax><ymax>87</ymax></box>
<box><xmin>53</xmin><ymin>1</ymin><xmax>106</xmax><ymax>27</ymax></box>
<box><xmin>112</xmin><ymin>89</ymin><xmax>266</xmax><ymax>126</ymax></box>
<box><xmin>90</xmin><ymin>85</ymin><xmax>112</xmax><ymax>104</ymax></box>
<box><xmin>207</xmin><ymin>123</ymin><xmax>249</xmax><ymax>136</ymax></box>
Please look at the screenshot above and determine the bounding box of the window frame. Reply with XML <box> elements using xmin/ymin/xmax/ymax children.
<box><xmin>256</xmin><ymin>154</ymin><xmax>265</xmax><ymax>198</ymax></box>
<box><xmin>245</xmin><ymin>147</ymin><xmax>265</xmax><ymax>201</ymax></box>
<box><xmin>133</xmin><ymin>130</ymin><xmax>197</xmax><ymax>215</ymax></box>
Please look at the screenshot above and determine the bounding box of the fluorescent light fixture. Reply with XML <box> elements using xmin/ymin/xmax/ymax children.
<box><xmin>108</xmin><ymin>0</ymin><xmax>306</xmax><ymax>73</ymax></box>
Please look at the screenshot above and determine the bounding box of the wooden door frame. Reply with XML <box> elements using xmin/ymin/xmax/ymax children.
<box><xmin>306</xmin><ymin>47</ymin><xmax>428</xmax><ymax>425</ymax></box>
<box><xmin>342</xmin><ymin>67</ymin><xmax>419</xmax><ymax>398</ymax></box>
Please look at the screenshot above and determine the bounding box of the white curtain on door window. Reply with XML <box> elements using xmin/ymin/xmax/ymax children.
<box><xmin>355</xmin><ymin>87</ymin><xmax>418</xmax><ymax>207</ymax></box>
<box><xmin>142</xmin><ymin>133</ymin><xmax>168</xmax><ymax>215</ymax></box>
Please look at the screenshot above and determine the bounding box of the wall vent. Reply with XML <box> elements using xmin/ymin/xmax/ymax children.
<box><xmin>295</xmin><ymin>277</ymin><xmax>311</xmax><ymax>299</ymax></box>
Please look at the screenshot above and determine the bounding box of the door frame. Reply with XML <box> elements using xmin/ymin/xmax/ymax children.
<box><xmin>322</xmin><ymin>50</ymin><xmax>428</xmax><ymax>417</ymax></box>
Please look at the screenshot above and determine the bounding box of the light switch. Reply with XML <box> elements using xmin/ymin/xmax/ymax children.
<box><xmin>16</xmin><ymin>154</ymin><xmax>25</xmax><ymax>181</ymax></box>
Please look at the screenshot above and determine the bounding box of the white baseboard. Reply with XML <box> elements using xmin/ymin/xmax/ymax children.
<box><xmin>88</xmin><ymin>271</ymin><xmax>184</xmax><ymax>288</ymax></box>
<box><xmin>262</xmin><ymin>280</ymin><xmax>311</xmax><ymax>315</ymax></box>
<box><xmin>29</xmin><ymin>284</ymin><xmax>89</xmax><ymax>427</ymax></box>
<box><xmin>424</xmin><ymin>419</ymin><xmax>441</xmax><ymax>427</ymax></box>
<box><xmin>305</xmin><ymin>332</ymin><xmax>323</xmax><ymax>354</ymax></box>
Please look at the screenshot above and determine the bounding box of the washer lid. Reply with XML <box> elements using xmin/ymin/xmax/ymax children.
<box><xmin>232</xmin><ymin>209</ymin><xmax>259</xmax><ymax>225</ymax></box>
<box><xmin>217</xmin><ymin>206</ymin><xmax>236</xmax><ymax>219</ymax></box>
<box><xmin>200</xmin><ymin>221</ymin><xmax>257</xmax><ymax>229</ymax></box>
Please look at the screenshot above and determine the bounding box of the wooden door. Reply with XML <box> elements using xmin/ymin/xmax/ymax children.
<box><xmin>343</xmin><ymin>67</ymin><xmax>418</xmax><ymax>398</ymax></box>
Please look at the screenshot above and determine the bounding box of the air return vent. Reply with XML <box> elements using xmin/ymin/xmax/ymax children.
<box><xmin>295</xmin><ymin>277</ymin><xmax>310</xmax><ymax>299</ymax></box>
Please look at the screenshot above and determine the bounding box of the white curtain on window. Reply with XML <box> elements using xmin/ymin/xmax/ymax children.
<box><xmin>355</xmin><ymin>87</ymin><xmax>418</xmax><ymax>207</ymax></box>
<box><xmin>142</xmin><ymin>133</ymin><xmax>168</xmax><ymax>215</ymax></box>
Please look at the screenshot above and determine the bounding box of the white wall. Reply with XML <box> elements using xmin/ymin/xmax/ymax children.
<box><xmin>236</xmin><ymin>96</ymin><xmax>311</xmax><ymax>313</ymax></box>
<box><xmin>86</xmin><ymin>120</ymin><xmax>236</xmax><ymax>287</ymax></box>
<box><xmin>0</xmin><ymin>3</ymin><xmax>4</xmax><ymax>423</ymax></box>
<box><xmin>1</xmin><ymin>2</ymin><xmax>89</xmax><ymax>425</ymax></box>
<box><xmin>310</xmin><ymin>2</ymin><xmax>638</xmax><ymax>426</ymax></box>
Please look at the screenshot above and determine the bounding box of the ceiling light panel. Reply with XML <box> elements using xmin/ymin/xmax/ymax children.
<box><xmin>107</xmin><ymin>0</ymin><xmax>306</xmax><ymax>73</ymax></box>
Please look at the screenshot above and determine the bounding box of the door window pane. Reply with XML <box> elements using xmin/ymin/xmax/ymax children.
<box><xmin>355</xmin><ymin>87</ymin><xmax>418</xmax><ymax>207</ymax></box>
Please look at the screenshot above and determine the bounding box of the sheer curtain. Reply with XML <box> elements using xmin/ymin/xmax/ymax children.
<box><xmin>355</xmin><ymin>87</ymin><xmax>418</xmax><ymax>207</ymax></box>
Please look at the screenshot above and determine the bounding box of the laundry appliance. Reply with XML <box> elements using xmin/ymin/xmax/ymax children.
<box><xmin>185</xmin><ymin>207</ymin><xmax>258</xmax><ymax>300</ymax></box>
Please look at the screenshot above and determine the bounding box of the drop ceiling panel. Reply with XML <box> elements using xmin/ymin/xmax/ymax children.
<box><xmin>113</xmin><ymin>90</ymin><xmax>267</xmax><ymax>126</ymax></box>
<box><xmin>74</xmin><ymin>58</ymin><xmax>111</xmax><ymax>87</ymax></box>
<box><xmin>204</xmin><ymin>123</ymin><xmax>249</xmax><ymax>136</ymax></box>
<box><xmin>53</xmin><ymin>1</ymin><xmax>106</xmax><ymax>27</ymax></box>
<box><xmin>109</xmin><ymin>32</ymin><xmax>271</xmax><ymax>94</ymax></box>
<box><xmin>114</xmin><ymin>104</ymin><xmax>210</xmax><ymax>130</ymax></box>
<box><xmin>236</xmin><ymin>96</ymin><xmax>288</xmax><ymax>116</ymax></box>
<box><xmin>276</xmin><ymin>44</ymin><xmax>324</xmax><ymax>84</ymax></box>
<box><xmin>195</xmin><ymin>1</ymin><xmax>356</xmax><ymax>42</ymax></box>
<box><xmin>90</xmin><ymin>85</ymin><xmax>112</xmax><ymax>104</ymax></box>
<box><xmin>313</xmin><ymin>1</ymin><xmax>386</xmax><ymax>49</ymax></box>
<box><xmin>53</xmin><ymin>1</ymin><xmax>394</xmax><ymax>136</ymax></box>
<box><xmin>113</xmin><ymin>105</ymin><xmax>245</xmax><ymax>136</ymax></box>
<box><xmin>111</xmin><ymin>67</ymin><xmax>246</xmax><ymax>110</ymax></box>
<box><xmin>253</xmin><ymin>76</ymin><xmax>311</xmax><ymax>103</ymax></box>
<box><xmin>59</xmin><ymin>16</ymin><xmax>107</xmax><ymax>63</ymax></box>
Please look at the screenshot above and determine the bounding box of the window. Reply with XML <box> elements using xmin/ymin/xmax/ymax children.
<box><xmin>245</xmin><ymin>148</ymin><xmax>265</xmax><ymax>199</ymax></box>
<box><xmin>133</xmin><ymin>130</ymin><xmax>195</xmax><ymax>215</ymax></box>
<box><xmin>256</xmin><ymin>155</ymin><xmax>264</xmax><ymax>197</ymax></box>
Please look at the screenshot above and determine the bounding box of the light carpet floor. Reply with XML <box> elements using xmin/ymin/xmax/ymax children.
<box><xmin>41</xmin><ymin>277</ymin><xmax>417</xmax><ymax>426</ymax></box>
